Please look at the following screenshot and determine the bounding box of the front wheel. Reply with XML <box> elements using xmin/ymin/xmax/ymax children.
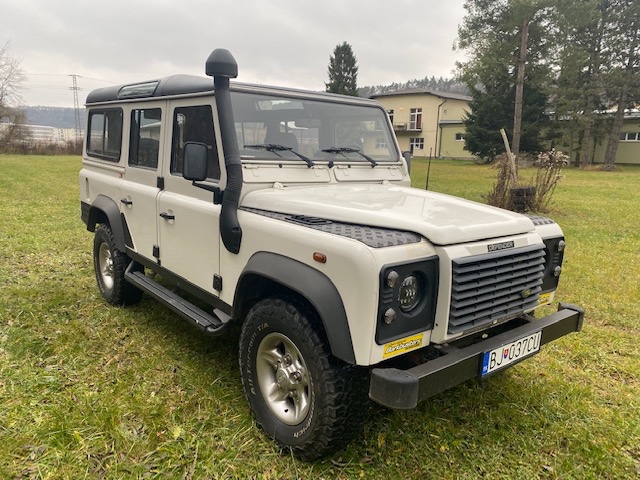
<box><xmin>239</xmin><ymin>297</ymin><xmax>368</xmax><ymax>460</ymax></box>
<box><xmin>93</xmin><ymin>224</ymin><xmax>143</xmax><ymax>306</ymax></box>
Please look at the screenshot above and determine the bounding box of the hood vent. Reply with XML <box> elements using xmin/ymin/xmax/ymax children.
<box><xmin>289</xmin><ymin>215</ymin><xmax>332</xmax><ymax>226</ymax></box>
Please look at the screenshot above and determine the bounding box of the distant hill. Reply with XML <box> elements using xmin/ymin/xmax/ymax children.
<box><xmin>24</xmin><ymin>106</ymin><xmax>85</xmax><ymax>130</ymax></box>
<box><xmin>359</xmin><ymin>76</ymin><xmax>469</xmax><ymax>98</ymax></box>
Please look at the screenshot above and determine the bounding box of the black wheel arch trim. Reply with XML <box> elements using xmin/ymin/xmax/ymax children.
<box><xmin>84</xmin><ymin>195</ymin><xmax>128</xmax><ymax>252</ymax></box>
<box><xmin>234</xmin><ymin>252</ymin><xmax>356</xmax><ymax>364</ymax></box>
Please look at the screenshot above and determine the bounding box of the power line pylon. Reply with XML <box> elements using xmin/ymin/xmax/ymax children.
<box><xmin>69</xmin><ymin>74</ymin><xmax>82</xmax><ymax>141</ymax></box>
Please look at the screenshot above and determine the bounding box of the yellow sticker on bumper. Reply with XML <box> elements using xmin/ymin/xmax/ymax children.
<box><xmin>383</xmin><ymin>334</ymin><xmax>423</xmax><ymax>359</ymax></box>
<box><xmin>539</xmin><ymin>292</ymin><xmax>552</xmax><ymax>305</ymax></box>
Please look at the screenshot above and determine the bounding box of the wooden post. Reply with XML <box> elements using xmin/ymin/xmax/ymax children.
<box><xmin>500</xmin><ymin>128</ymin><xmax>518</xmax><ymax>184</ymax></box>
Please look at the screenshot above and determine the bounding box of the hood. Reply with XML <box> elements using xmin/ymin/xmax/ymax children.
<box><xmin>241</xmin><ymin>184</ymin><xmax>534</xmax><ymax>245</ymax></box>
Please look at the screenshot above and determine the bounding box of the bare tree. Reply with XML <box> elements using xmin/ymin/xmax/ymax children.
<box><xmin>0</xmin><ymin>40</ymin><xmax>27</xmax><ymax>148</ymax></box>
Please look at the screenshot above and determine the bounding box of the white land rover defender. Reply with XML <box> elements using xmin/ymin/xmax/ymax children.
<box><xmin>80</xmin><ymin>49</ymin><xmax>583</xmax><ymax>460</ymax></box>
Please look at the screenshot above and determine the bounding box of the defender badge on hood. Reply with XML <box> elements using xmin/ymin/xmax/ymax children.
<box><xmin>488</xmin><ymin>240</ymin><xmax>515</xmax><ymax>252</ymax></box>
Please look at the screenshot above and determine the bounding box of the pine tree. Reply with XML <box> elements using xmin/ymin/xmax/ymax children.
<box><xmin>457</xmin><ymin>0</ymin><xmax>551</xmax><ymax>162</ymax></box>
<box><xmin>326</xmin><ymin>42</ymin><xmax>358</xmax><ymax>96</ymax></box>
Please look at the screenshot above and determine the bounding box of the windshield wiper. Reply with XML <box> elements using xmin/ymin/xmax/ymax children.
<box><xmin>321</xmin><ymin>147</ymin><xmax>378</xmax><ymax>167</ymax></box>
<box><xmin>244</xmin><ymin>144</ymin><xmax>315</xmax><ymax>168</ymax></box>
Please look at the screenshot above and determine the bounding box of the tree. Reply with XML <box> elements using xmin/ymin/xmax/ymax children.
<box><xmin>457</xmin><ymin>0</ymin><xmax>551</xmax><ymax>162</ymax></box>
<box><xmin>550</xmin><ymin>0</ymin><xmax>622</xmax><ymax>167</ymax></box>
<box><xmin>0</xmin><ymin>41</ymin><xmax>26</xmax><ymax>149</ymax></box>
<box><xmin>602</xmin><ymin>0</ymin><xmax>640</xmax><ymax>168</ymax></box>
<box><xmin>326</xmin><ymin>42</ymin><xmax>358</xmax><ymax>96</ymax></box>
<box><xmin>463</xmin><ymin>69</ymin><xmax>547</xmax><ymax>161</ymax></box>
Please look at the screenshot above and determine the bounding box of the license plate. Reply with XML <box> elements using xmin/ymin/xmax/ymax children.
<box><xmin>481</xmin><ymin>331</ymin><xmax>542</xmax><ymax>377</ymax></box>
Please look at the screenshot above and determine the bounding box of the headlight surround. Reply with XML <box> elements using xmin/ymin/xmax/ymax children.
<box><xmin>541</xmin><ymin>236</ymin><xmax>565</xmax><ymax>292</ymax></box>
<box><xmin>376</xmin><ymin>257</ymin><xmax>439</xmax><ymax>345</ymax></box>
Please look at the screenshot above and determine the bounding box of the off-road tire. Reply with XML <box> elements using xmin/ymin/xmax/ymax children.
<box><xmin>239</xmin><ymin>297</ymin><xmax>369</xmax><ymax>460</ymax></box>
<box><xmin>93</xmin><ymin>224</ymin><xmax>143</xmax><ymax>306</ymax></box>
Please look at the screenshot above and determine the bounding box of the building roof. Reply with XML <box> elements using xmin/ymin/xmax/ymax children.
<box><xmin>370</xmin><ymin>88</ymin><xmax>471</xmax><ymax>102</ymax></box>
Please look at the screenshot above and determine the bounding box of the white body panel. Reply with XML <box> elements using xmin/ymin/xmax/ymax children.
<box><xmin>241</xmin><ymin>183</ymin><xmax>535</xmax><ymax>245</ymax></box>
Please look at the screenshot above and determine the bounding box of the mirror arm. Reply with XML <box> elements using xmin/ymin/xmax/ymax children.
<box><xmin>192</xmin><ymin>181</ymin><xmax>224</xmax><ymax>205</ymax></box>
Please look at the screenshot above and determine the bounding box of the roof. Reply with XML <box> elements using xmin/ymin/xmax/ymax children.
<box><xmin>85</xmin><ymin>74</ymin><xmax>381</xmax><ymax>107</ymax></box>
<box><xmin>370</xmin><ymin>88</ymin><xmax>471</xmax><ymax>102</ymax></box>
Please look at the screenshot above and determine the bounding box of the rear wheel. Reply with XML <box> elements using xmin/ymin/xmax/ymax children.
<box><xmin>239</xmin><ymin>297</ymin><xmax>369</xmax><ymax>460</ymax></box>
<box><xmin>93</xmin><ymin>224</ymin><xmax>143</xmax><ymax>306</ymax></box>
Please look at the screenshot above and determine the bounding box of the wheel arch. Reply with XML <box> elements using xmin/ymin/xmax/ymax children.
<box><xmin>86</xmin><ymin>195</ymin><xmax>127</xmax><ymax>252</ymax></box>
<box><xmin>233</xmin><ymin>252</ymin><xmax>356</xmax><ymax>364</ymax></box>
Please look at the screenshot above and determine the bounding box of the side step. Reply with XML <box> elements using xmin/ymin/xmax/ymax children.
<box><xmin>125</xmin><ymin>266</ymin><xmax>228</xmax><ymax>336</ymax></box>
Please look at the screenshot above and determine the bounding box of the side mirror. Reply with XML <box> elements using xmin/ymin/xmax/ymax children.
<box><xmin>183</xmin><ymin>142</ymin><xmax>209</xmax><ymax>181</ymax></box>
<box><xmin>402</xmin><ymin>151</ymin><xmax>411</xmax><ymax>173</ymax></box>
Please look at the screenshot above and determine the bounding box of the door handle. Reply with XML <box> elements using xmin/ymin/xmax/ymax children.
<box><xmin>120</xmin><ymin>198</ymin><xmax>133</xmax><ymax>206</ymax></box>
<box><xmin>159</xmin><ymin>212</ymin><xmax>175</xmax><ymax>220</ymax></box>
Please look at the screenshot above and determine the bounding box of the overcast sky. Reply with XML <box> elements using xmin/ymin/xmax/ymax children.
<box><xmin>3</xmin><ymin>0</ymin><xmax>468</xmax><ymax>108</ymax></box>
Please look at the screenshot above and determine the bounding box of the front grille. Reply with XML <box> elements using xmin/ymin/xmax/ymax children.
<box><xmin>448</xmin><ymin>244</ymin><xmax>545</xmax><ymax>335</ymax></box>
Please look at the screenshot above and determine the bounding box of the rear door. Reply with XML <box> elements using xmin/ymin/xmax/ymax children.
<box><xmin>120</xmin><ymin>103</ymin><xmax>165</xmax><ymax>260</ymax></box>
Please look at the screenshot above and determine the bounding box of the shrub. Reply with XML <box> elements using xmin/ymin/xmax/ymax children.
<box><xmin>486</xmin><ymin>150</ymin><xmax>567</xmax><ymax>213</ymax></box>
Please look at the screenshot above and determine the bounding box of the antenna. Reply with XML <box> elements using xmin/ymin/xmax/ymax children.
<box><xmin>69</xmin><ymin>74</ymin><xmax>82</xmax><ymax>141</ymax></box>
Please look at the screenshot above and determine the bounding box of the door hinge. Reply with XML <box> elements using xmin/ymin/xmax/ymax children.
<box><xmin>157</xmin><ymin>177</ymin><xmax>165</xmax><ymax>190</ymax></box>
<box><xmin>213</xmin><ymin>274</ymin><xmax>223</xmax><ymax>291</ymax></box>
<box><xmin>153</xmin><ymin>245</ymin><xmax>160</xmax><ymax>259</ymax></box>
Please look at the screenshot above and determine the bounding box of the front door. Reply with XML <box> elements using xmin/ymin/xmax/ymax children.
<box><xmin>157</xmin><ymin>98</ymin><xmax>223</xmax><ymax>294</ymax></box>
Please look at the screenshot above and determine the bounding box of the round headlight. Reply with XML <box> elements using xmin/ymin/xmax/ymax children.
<box><xmin>398</xmin><ymin>274</ymin><xmax>422</xmax><ymax>312</ymax></box>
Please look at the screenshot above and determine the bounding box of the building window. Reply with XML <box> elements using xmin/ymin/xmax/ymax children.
<box><xmin>87</xmin><ymin>108</ymin><xmax>123</xmax><ymax>161</ymax></box>
<box><xmin>387</xmin><ymin>109</ymin><xmax>394</xmax><ymax>124</ymax></box>
<box><xmin>455</xmin><ymin>133</ymin><xmax>465</xmax><ymax>141</ymax></box>
<box><xmin>410</xmin><ymin>137</ymin><xmax>424</xmax><ymax>150</ymax></box>
<box><xmin>410</xmin><ymin>108</ymin><xmax>422</xmax><ymax>130</ymax></box>
<box><xmin>620</xmin><ymin>132</ymin><xmax>639</xmax><ymax>141</ymax></box>
<box><xmin>375</xmin><ymin>137</ymin><xmax>388</xmax><ymax>149</ymax></box>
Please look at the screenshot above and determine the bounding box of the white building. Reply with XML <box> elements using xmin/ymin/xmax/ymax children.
<box><xmin>0</xmin><ymin>123</ymin><xmax>83</xmax><ymax>143</ymax></box>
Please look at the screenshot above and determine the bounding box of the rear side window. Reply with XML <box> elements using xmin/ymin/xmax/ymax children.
<box><xmin>87</xmin><ymin>109</ymin><xmax>123</xmax><ymax>161</ymax></box>
<box><xmin>129</xmin><ymin>108</ymin><xmax>162</xmax><ymax>169</ymax></box>
<box><xmin>171</xmin><ymin>105</ymin><xmax>220</xmax><ymax>180</ymax></box>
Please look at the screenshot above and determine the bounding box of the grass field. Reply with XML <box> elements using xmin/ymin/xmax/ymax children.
<box><xmin>0</xmin><ymin>155</ymin><xmax>638</xmax><ymax>479</ymax></box>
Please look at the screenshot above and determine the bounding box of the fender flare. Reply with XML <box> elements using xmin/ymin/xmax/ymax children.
<box><xmin>86</xmin><ymin>194</ymin><xmax>127</xmax><ymax>252</ymax></box>
<box><xmin>234</xmin><ymin>252</ymin><xmax>356</xmax><ymax>364</ymax></box>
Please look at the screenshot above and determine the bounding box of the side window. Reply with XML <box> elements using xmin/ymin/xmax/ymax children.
<box><xmin>171</xmin><ymin>105</ymin><xmax>220</xmax><ymax>180</ymax></box>
<box><xmin>129</xmin><ymin>108</ymin><xmax>162</xmax><ymax>169</ymax></box>
<box><xmin>87</xmin><ymin>109</ymin><xmax>123</xmax><ymax>161</ymax></box>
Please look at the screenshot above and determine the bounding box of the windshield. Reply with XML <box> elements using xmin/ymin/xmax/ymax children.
<box><xmin>230</xmin><ymin>91</ymin><xmax>398</xmax><ymax>164</ymax></box>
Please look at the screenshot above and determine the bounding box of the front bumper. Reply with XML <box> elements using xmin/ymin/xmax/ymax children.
<box><xmin>369</xmin><ymin>303</ymin><xmax>584</xmax><ymax>409</ymax></box>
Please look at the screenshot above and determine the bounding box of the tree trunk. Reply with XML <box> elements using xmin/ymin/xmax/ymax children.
<box><xmin>604</xmin><ymin>87</ymin><xmax>629</xmax><ymax>168</ymax></box>
<box><xmin>579</xmin><ymin>112</ymin><xmax>594</xmax><ymax>167</ymax></box>
<box><xmin>512</xmin><ymin>18</ymin><xmax>529</xmax><ymax>160</ymax></box>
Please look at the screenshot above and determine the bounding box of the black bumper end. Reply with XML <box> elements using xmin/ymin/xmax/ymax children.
<box><xmin>369</xmin><ymin>303</ymin><xmax>584</xmax><ymax>410</ymax></box>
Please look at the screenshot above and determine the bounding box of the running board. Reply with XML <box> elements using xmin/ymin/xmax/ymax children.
<box><xmin>125</xmin><ymin>266</ymin><xmax>228</xmax><ymax>336</ymax></box>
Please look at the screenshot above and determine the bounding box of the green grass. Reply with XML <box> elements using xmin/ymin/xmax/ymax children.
<box><xmin>1</xmin><ymin>155</ymin><xmax>639</xmax><ymax>479</ymax></box>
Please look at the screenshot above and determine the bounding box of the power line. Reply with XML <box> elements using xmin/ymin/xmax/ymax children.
<box><xmin>25</xmin><ymin>72</ymin><xmax>118</xmax><ymax>84</ymax></box>
<box><xmin>24</xmin><ymin>84</ymin><xmax>72</xmax><ymax>90</ymax></box>
<box><xmin>79</xmin><ymin>76</ymin><xmax>118</xmax><ymax>84</ymax></box>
